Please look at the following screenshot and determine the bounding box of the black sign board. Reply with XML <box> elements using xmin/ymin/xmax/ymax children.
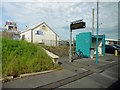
<box><xmin>70</xmin><ymin>21</ymin><xmax>86</xmax><ymax>30</ymax></box>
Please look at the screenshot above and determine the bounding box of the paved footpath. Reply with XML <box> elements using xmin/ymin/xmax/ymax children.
<box><xmin>2</xmin><ymin>54</ymin><xmax>119</xmax><ymax>89</ymax></box>
<box><xmin>58</xmin><ymin>65</ymin><xmax>119</xmax><ymax>88</ymax></box>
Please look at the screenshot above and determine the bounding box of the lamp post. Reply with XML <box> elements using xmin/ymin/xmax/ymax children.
<box><xmin>96</xmin><ymin>0</ymin><xmax>99</xmax><ymax>64</ymax></box>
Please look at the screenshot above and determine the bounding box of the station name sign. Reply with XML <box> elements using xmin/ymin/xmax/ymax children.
<box><xmin>70</xmin><ymin>20</ymin><xmax>86</xmax><ymax>30</ymax></box>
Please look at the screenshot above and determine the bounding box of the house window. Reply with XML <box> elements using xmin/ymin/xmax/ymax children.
<box><xmin>8</xmin><ymin>26</ymin><xmax>14</xmax><ymax>30</ymax></box>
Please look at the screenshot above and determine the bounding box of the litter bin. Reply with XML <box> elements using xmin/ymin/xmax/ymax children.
<box><xmin>90</xmin><ymin>48</ymin><xmax>94</xmax><ymax>59</ymax></box>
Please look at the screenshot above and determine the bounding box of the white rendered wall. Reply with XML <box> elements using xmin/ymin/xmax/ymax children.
<box><xmin>20</xmin><ymin>30</ymin><xmax>32</xmax><ymax>42</ymax></box>
<box><xmin>20</xmin><ymin>24</ymin><xmax>59</xmax><ymax>46</ymax></box>
<box><xmin>33</xmin><ymin>24</ymin><xmax>59</xmax><ymax>46</ymax></box>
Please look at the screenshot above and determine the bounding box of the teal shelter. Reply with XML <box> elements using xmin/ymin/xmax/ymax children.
<box><xmin>76</xmin><ymin>32</ymin><xmax>105</xmax><ymax>58</ymax></box>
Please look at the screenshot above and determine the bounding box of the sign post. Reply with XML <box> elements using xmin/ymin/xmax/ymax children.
<box><xmin>69</xmin><ymin>28</ymin><xmax>72</xmax><ymax>62</ymax></box>
<box><xmin>69</xmin><ymin>19</ymin><xmax>86</xmax><ymax>62</ymax></box>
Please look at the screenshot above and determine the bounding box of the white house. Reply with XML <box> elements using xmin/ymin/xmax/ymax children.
<box><xmin>20</xmin><ymin>22</ymin><xmax>59</xmax><ymax>46</ymax></box>
<box><xmin>5</xmin><ymin>21</ymin><xmax>17</xmax><ymax>31</ymax></box>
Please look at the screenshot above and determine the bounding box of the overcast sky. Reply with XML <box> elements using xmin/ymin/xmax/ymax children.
<box><xmin>1</xmin><ymin>0</ymin><xmax>118</xmax><ymax>40</ymax></box>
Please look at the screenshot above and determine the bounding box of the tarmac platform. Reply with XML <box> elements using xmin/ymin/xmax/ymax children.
<box><xmin>2</xmin><ymin>54</ymin><xmax>119</xmax><ymax>89</ymax></box>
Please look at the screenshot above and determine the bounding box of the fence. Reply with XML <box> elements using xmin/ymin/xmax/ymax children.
<box><xmin>40</xmin><ymin>39</ymin><xmax>59</xmax><ymax>46</ymax></box>
<box><xmin>41</xmin><ymin>39</ymin><xmax>75</xmax><ymax>47</ymax></box>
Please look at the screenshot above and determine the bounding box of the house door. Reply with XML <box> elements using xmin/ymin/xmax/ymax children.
<box><xmin>22</xmin><ymin>35</ymin><xmax>25</xmax><ymax>40</ymax></box>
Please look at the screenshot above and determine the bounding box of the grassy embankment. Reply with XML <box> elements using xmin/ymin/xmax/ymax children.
<box><xmin>2</xmin><ymin>37</ymin><xmax>60</xmax><ymax>78</ymax></box>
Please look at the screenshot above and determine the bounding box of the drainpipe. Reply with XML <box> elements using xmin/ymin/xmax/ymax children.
<box><xmin>31</xmin><ymin>29</ymin><xmax>33</xmax><ymax>43</ymax></box>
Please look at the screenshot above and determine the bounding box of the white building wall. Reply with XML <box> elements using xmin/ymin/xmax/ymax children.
<box><xmin>98</xmin><ymin>40</ymin><xmax>102</xmax><ymax>55</ymax></box>
<box><xmin>32</xmin><ymin>24</ymin><xmax>59</xmax><ymax>46</ymax></box>
<box><xmin>92</xmin><ymin>38</ymin><xmax>102</xmax><ymax>56</ymax></box>
<box><xmin>33</xmin><ymin>29</ymin><xmax>43</xmax><ymax>43</ymax></box>
<box><xmin>20</xmin><ymin>30</ymin><xmax>32</xmax><ymax>42</ymax></box>
<box><xmin>20</xmin><ymin>23</ymin><xmax>59</xmax><ymax>46</ymax></box>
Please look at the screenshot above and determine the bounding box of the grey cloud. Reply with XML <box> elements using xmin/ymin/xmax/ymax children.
<box><xmin>2</xmin><ymin>2</ymin><xmax>118</xmax><ymax>40</ymax></box>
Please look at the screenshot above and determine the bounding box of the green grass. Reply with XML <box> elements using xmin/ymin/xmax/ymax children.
<box><xmin>2</xmin><ymin>37</ymin><xmax>60</xmax><ymax>78</ymax></box>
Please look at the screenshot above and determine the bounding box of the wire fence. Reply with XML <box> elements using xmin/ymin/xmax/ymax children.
<box><xmin>41</xmin><ymin>39</ymin><xmax>69</xmax><ymax>46</ymax></box>
<box><xmin>41</xmin><ymin>39</ymin><xmax>75</xmax><ymax>47</ymax></box>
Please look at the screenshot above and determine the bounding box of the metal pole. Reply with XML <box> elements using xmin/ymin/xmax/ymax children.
<box><xmin>73</xmin><ymin>37</ymin><xmax>75</xmax><ymax>55</ymax></box>
<box><xmin>55</xmin><ymin>34</ymin><xmax>57</xmax><ymax>46</ymax></box>
<box><xmin>92</xmin><ymin>8</ymin><xmax>94</xmax><ymax>35</ymax></box>
<box><xmin>96</xmin><ymin>0</ymin><xmax>99</xmax><ymax>64</ymax></box>
<box><xmin>69</xmin><ymin>26</ymin><xmax>72</xmax><ymax>62</ymax></box>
